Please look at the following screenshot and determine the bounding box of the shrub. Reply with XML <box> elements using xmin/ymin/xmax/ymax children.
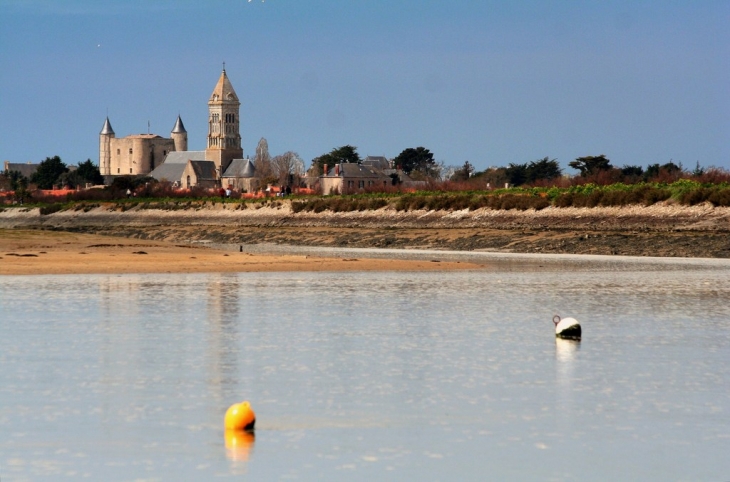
<box><xmin>708</xmin><ymin>189</ymin><xmax>730</xmax><ymax>207</ymax></box>
<box><xmin>39</xmin><ymin>203</ymin><xmax>64</xmax><ymax>215</ymax></box>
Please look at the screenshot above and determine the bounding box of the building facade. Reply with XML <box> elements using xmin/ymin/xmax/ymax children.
<box><xmin>205</xmin><ymin>69</ymin><xmax>243</xmax><ymax>175</ymax></box>
<box><xmin>99</xmin><ymin>117</ymin><xmax>183</xmax><ymax>176</ymax></box>
<box><xmin>100</xmin><ymin>68</ymin><xmax>243</xmax><ymax>184</ymax></box>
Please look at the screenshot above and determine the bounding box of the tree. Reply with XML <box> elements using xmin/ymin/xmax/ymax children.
<box><xmin>31</xmin><ymin>156</ymin><xmax>68</xmax><ymax>189</ymax></box>
<box><xmin>504</xmin><ymin>157</ymin><xmax>562</xmax><ymax>186</ymax></box>
<box><xmin>645</xmin><ymin>161</ymin><xmax>682</xmax><ymax>181</ymax></box>
<box><xmin>569</xmin><ymin>155</ymin><xmax>612</xmax><ymax>177</ymax></box>
<box><xmin>450</xmin><ymin>161</ymin><xmax>475</xmax><ymax>182</ymax></box>
<box><xmin>57</xmin><ymin>170</ymin><xmax>85</xmax><ymax>189</ymax></box>
<box><xmin>5</xmin><ymin>170</ymin><xmax>29</xmax><ymax>191</ymax></box>
<box><xmin>621</xmin><ymin>165</ymin><xmax>644</xmax><ymax>177</ymax></box>
<box><xmin>311</xmin><ymin>145</ymin><xmax>361</xmax><ymax>175</ymax></box>
<box><xmin>526</xmin><ymin>157</ymin><xmax>561</xmax><ymax>182</ymax></box>
<box><xmin>75</xmin><ymin>159</ymin><xmax>104</xmax><ymax>185</ymax></box>
<box><xmin>505</xmin><ymin>163</ymin><xmax>527</xmax><ymax>186</ymax></box>
<box><xmin>254</xmin><ymin>137</ymin><xmax>274</xmax><ymax>180</ymax></box>
<box><xmin>393</xmin><ymin>147</ymin><xmax>438</xmax><ymax>177</ymax></box>
<box><xmin>271</xmin><ymin>151</ymin><xmax>305</xmax><ymax>185</ymax></box>
<box><xmin>692</xmin><ymin>161</ymin><xmax>705</xmax><ymax>177</ymax></box>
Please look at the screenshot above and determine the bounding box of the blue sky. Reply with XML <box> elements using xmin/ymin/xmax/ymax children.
<box><xmin>1</xmin><ymin>0</ymin><xmax>728</xmax><ymax>173</ymax></box>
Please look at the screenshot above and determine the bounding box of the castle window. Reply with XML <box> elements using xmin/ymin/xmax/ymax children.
<box><xmin>117</xmin><ymin>149</ymin><xmax>120</xmax><ymax>155</ymax></box>
<box><xmin>117</xmin><ymin>168</ymin><xmax>120</xmax><ymax>174</ymax></box>
<box><xmin>130</xmin><ymin>168</ymin><xmax>133</xmax><ymax>174</ymax></box>
<box><xmin>129</xmin><ymin>148</ymin><xmax>133</xmax><ymax>155</ymax></box>
<box><xmin>163</xmin><ymin>150</ymin><xmax>167</xmax><ymax>156</ymax></box>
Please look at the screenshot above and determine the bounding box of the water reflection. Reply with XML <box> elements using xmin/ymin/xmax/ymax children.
<box><xmin>206</xmin><ymin>273</ymin><xmax>242</xmax><ymax>401</ymax></box>
<box><xmin>556</xmin><ymin>337</ymin><xmax>580</xmax><ymax>363</ymax></box>
<box><xmin>556</xmin><ymin>338</ymin><xmax>580</xmax><ymax>423</ymax></box>
<box><xmin>224</xmin><ymin>430</ymin><xmax>255</xmax><ymax>461</ymax></box>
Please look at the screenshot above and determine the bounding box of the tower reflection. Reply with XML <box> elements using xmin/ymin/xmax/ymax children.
<box><xmin>206</xmin><ymin>273</ymin><xmax>241</xmax><ymax>399</ymax></box>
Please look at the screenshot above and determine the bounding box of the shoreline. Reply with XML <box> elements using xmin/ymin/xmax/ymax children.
<box><xmin>1</xmin><ymin>201</ymin><xmax>729</xmax><ymax>259</ymax></box>
<box><xmin>0</xmin><ymin>230</ymin><xmax>481</xmax><ymax>276</ymax></box>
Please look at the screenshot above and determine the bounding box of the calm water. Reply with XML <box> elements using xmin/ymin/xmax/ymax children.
<box><xmin>1</xmin><ymin>255</ymin><xmax>729</xmax><ymax>481</ymax></box>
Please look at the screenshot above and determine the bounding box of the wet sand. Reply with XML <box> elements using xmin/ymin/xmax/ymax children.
<box><xmin>0</xmin><ymin>229</ymin><xmax>480</xmax><ymax>275</ymax></box>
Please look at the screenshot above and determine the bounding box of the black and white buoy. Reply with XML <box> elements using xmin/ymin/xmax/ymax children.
<box><xmin>553</xmin><ymin>315</ymin><xmax>581</xmax><ymax>340</ymax></box>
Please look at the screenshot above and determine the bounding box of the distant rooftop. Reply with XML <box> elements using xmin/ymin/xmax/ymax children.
<box><xmin>162</xmin><ymin>151</ymin><xmax>208</xmax><ymax>164</ymax></box>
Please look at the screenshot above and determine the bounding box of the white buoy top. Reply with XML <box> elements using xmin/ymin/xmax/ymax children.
<box><xmin>553</xmin><ymin>315</ymin><xmax>580</xmax><ymax>335</ymax></box>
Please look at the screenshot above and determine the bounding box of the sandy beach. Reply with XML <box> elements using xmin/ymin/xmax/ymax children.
<box><xmin>0</xmin><ymin>229</ymin><xmax>480</xmax><ymax>275</ymax></box>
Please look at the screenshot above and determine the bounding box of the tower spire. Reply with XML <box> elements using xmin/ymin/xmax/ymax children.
<box><xmin>206</xmin><ymin>69</ymin><xmax>242</xmax><ymax>175</ymax></box>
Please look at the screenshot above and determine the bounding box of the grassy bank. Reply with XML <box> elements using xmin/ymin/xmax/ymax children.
<box><xmin>2</xmin><ymin>179</ymin><xmax>730</xmax><ymax>216</ymax></box>
<box><xmin>291</xmin><ymin>180</ymin><xmax>730</xmax><ymax>213</ymax></box>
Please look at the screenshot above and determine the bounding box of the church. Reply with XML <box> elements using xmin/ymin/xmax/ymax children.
<box><xmin>99</xmin><ymin>68</ymin><xmax>258</xmax><ymax>190</ymax></box>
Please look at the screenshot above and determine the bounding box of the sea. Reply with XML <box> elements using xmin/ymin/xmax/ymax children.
<box><xmin>1</xmin><ymin>250</ymin><xmax>729</xmax><ymax>481</ymax></box>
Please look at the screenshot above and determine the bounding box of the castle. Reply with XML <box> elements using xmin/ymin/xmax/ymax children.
<box><xmin>99</xmin><ymin>69</ymin><xmax>249</xmax><ymax>187</ymax></box>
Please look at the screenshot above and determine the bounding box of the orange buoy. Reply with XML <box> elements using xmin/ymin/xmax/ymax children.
<box><xmin>224</xmin><ymin>401</ymin><xmax>256</xmax><ymax>431</ymax></box>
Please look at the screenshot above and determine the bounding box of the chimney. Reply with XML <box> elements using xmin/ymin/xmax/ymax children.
<box><xmin>335</xmin><ymin>164</ymin><xmax>340</xmax><ymax>176</ymax></box>
<box><xmin>323</xmin><ymin>164</ymin><xmax>328</xmax><ymax>176</ymax></box>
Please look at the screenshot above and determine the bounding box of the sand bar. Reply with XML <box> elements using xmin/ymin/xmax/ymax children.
<box><xmin>0</xmin><ymin>229</ymin><xmax>481</xmax><ymax>275</ymax></box>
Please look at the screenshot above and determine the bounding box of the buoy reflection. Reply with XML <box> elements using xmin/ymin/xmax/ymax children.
<box><xmin>556</xmin><ymin>337</ymin><xmax>580</xmax><ymax>424</ymax></box>
<box><xmin>225</xmin><ymin>429</ymin><xmax>255</xmax><ymax>462</ymax></box>
<box><xmin>555</xmin><ymin>337</ymin><xmax>580</xmax><ymax>362</ymax></box>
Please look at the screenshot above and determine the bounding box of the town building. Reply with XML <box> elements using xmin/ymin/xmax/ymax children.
<box><xmin>221</xmin><ymin>158</ymin><xmax>259</xmax><ymax>193</ymax></box>
<box><xmin>320</xmin><ymin>163</ymin><xmax>392</xmax><ymax>195</ymax></box>
<box><xmin>3</xmin><ymin>161</ymin><xmax>40</xmax><ymax>179</ymax></box>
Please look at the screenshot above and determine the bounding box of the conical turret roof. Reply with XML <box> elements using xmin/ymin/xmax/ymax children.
<box><xmin>100</xmin><ymin>117</ymin><xmax>115</xmax><ymax>135</ymax></box>
<box><xmin>209</xmin><ymin>69</ymin><xmax>239</xmax><ymax>104</ymax></box>
<box><xmin>171</xmin><ymin>115</ymin><xmax>187</xmax><ymax>134</ymax></box>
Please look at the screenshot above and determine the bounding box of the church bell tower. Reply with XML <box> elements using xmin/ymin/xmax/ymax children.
<box><xmin>205</xmin><ymin>68</ymin><xmax>243</xmax><ymax>175</ymax></box>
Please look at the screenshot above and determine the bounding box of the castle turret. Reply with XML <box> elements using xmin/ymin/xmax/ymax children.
<box><xmin>99</xmin><ymin>117</ymin><xmax>115</xmax><ymax>176</ymax></box>
<box><xmin>206</xmin><ymin>68</ymin><xmax>243</xmax><ymax>175</ymax></box>
<box><xmin>171</xmin><ymin>115</ymin><xmax>188</xmax><ymax>152</ymax></box>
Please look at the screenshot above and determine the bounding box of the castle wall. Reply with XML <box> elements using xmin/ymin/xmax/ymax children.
<box><xmin>99</xmin><ymin>135</ymin><xmax>112</xmax><ymax>175</ymax></box>
<box><xmin>171</xmin><ymin>132</ymin><xmax>187</xmax><ymax>152</ymax></box>
<box><xmin>108</xmin><ymin>137</ymin><xmax>175</xmax><ymax>176</ymax></box>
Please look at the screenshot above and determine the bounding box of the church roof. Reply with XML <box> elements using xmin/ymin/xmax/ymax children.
<box><xmin>100</xmin><ymin>117</ymin><xmax>114</xmax><ymax>135</ymax></box>
<box><xmin>209</xmin><ymin>69</ymin><xmax>239</xmax><ymax>104</ymax></box>
<box><xmin>189</xmin><ymin>160</ymin><xmax>217</xmax><ymax>180</ymax></box>
<box><xmin>171</xmin><ymin>115</ymin><xmax>186</xmax><ymax>134</ymax></box>
<box><xmin>325</xmin><ymin>163</ymin><xmax>391</xmax><ymax>179</ymax></box>
<box><xmin>222</xmin><ymin>158</ymin><xmax>255</xmax><ymax>178</ymax></box>
<box><xmin>162</xmin><ymin>151</ymin><xmax>207</xmax><ymax>164</ymax></box>
<box><xmin>362</xmin><ymin>156</ymin><xmax>391</xmax><ymax>170</ymax></box>
<box><xmin>148</xmin><ymin>163</ymin><xmax>186</xmax><ymax>183</ymax></box>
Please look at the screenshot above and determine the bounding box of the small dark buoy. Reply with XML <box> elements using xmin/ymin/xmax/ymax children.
<box><xmin>553</xmin><ymin>315</ymin><xmax>581</xmax><ymax>340</ymax></box>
